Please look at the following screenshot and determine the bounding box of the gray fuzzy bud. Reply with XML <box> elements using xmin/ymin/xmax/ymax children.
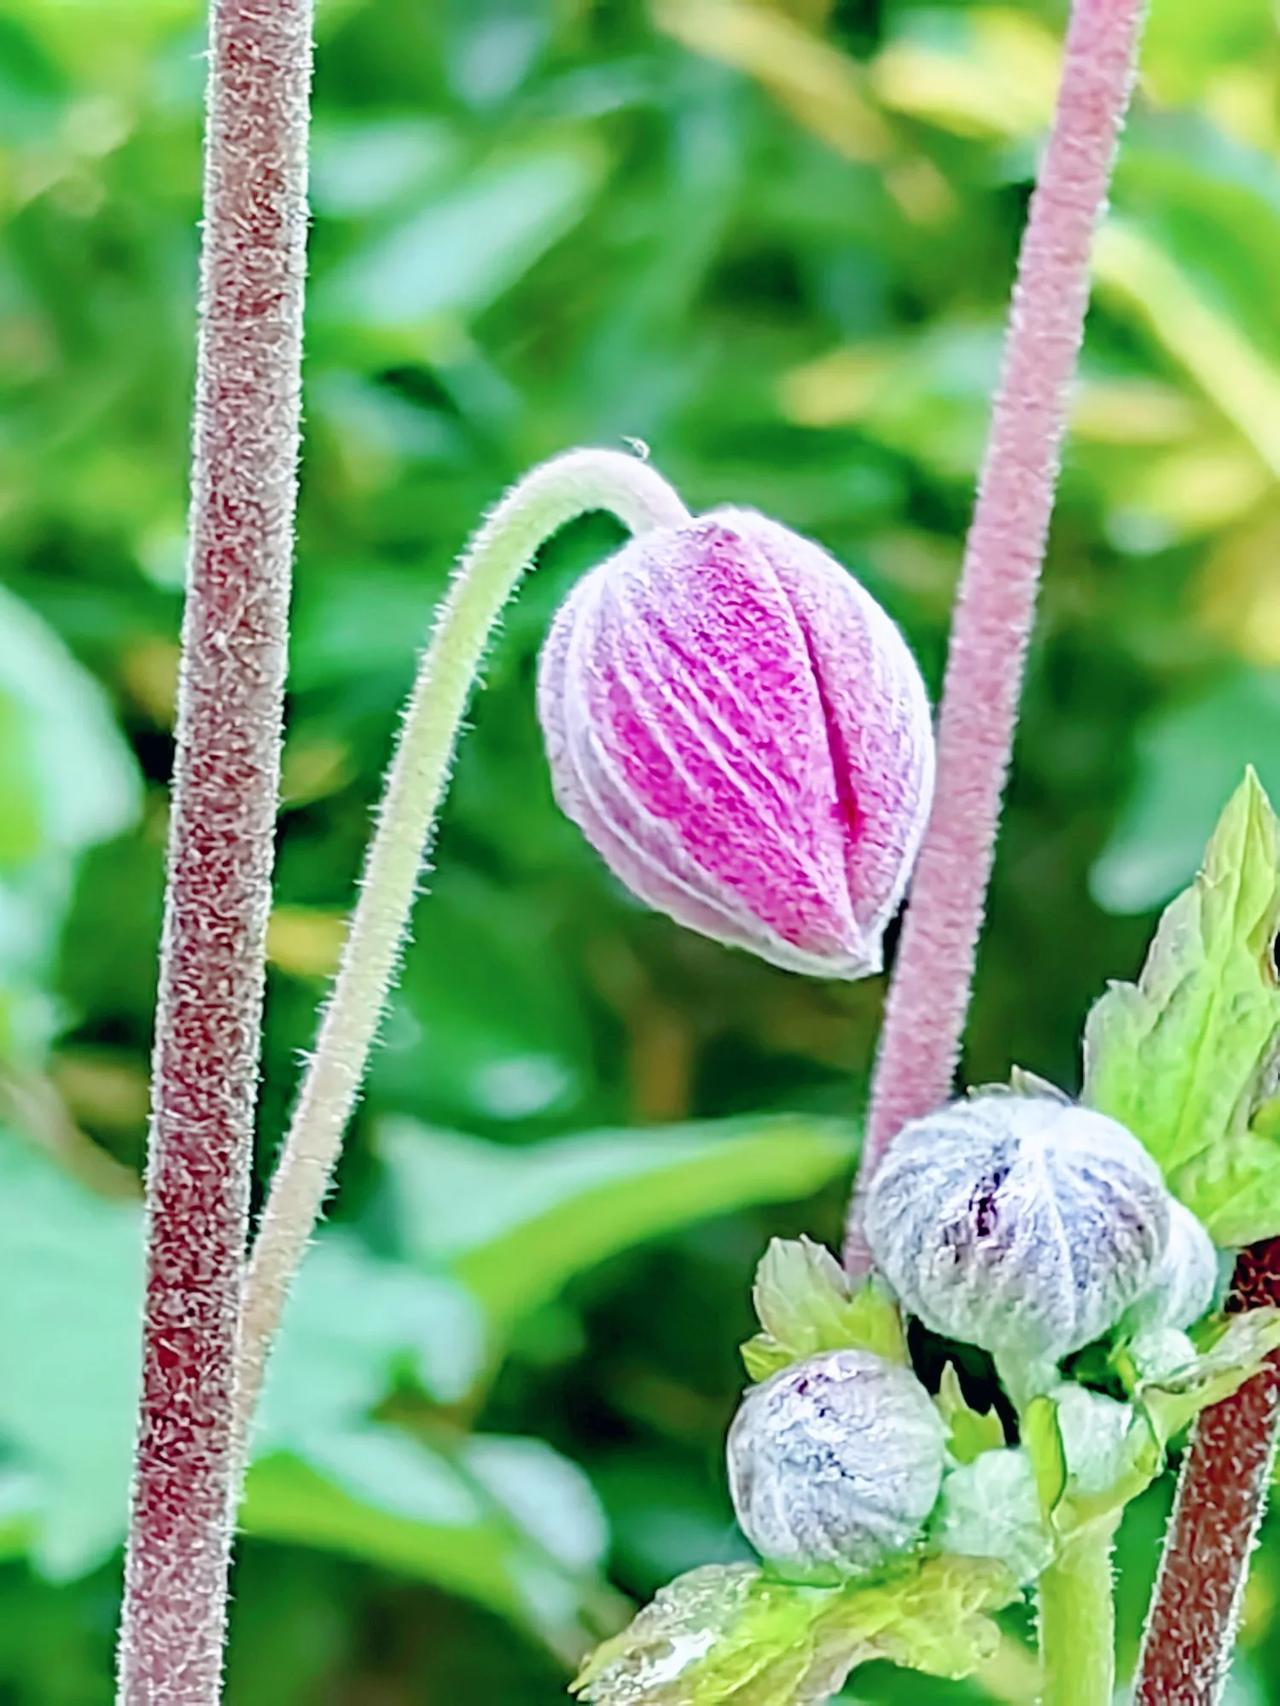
<box><xmin>865</xmin><ymin>1094</ymin><xmax>1171</xmax><ymax>1365</ymax></box>
<box><xmin>1126</xmin><ymin>1197</ymin><xmax>1219</xmax><ymax>1332</ymax></box>
<box><xmin>726</xmin><ymin>1348</ymin><xmax>946</xmax><ymax>1582</ymax></box>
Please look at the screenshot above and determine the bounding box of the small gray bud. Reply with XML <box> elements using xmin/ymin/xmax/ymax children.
<box><xmin>930</xmin><ymin>1447</ymin><xmax>1052</xmax><ymax>1585</ymax></box>
<box><xmin>865</xmin><ymin>1094</ymin><xmax>1171</xmax><ymax>1366</ymax></box>
<box><xmin>726</xmin><ymin>1348</ymin><xmax>946</xmax><ymax>1582</ymax></box>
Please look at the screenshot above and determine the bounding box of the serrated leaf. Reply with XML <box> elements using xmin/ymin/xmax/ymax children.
<box><xmin>1082</xmin><ymin>771</ymin><xmax>1280</xmax><ymax>1243</ymax></box>
<box><xmin>1137</xmin><ymin>1308</ymin><xmax>1280</xmax><ymax>1443</ymax></box>
<box><xmin>741</xmin><ymin>1237</ymin><xmax>906</xmax><ymax>1381</ymax></box>
<box><xmin>571</xmin><ymin>1556</ymin><xmax>1017</xmax><ymax>1705</ymax></box>
<box><xmin>935</xmin><ymin>1363</ymin><xmax>1005</xmax><ymax>1463</ymax></box>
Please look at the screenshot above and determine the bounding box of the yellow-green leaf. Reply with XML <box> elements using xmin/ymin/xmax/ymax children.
<box><xmin>1082</xmin><ymin>771</ymin><xmax>1280</xmax><ymax>1242</ymax></box>
<box><xmin>741</xmin><ymin>1236</ymin><xmax>906</xmax><ymax>1381</ymax></box>
<box><xmin>571</xmin><ymin>1556</ymin><xmax>1017</xmax><ymax>1705</ymax></box>
<box><xmin>935</xmin><ymin>1363</ymin><xmax>1006</xmax><ymax>1463</ymax></box>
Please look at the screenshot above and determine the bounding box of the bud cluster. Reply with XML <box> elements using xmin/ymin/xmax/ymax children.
<box><xmin>723</xmin><ymin>1092</ymin><xmax>1217</xmax><ymax>1586</ymax></box>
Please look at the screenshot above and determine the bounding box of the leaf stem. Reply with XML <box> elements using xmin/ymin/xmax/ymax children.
<box><xmin>116</xmin><ymin>0</ymin><xmax>313</xmax><ymax>1698</ymax></box>
<box><xmin>844</xmin><ymin>0</ymin><xmax>1149</xmax><ymax>1269</ymax></box>
<box><xmin>1038</xmin><ymin>1520</ymin><xmax>1119</xmax><ymax>1706</ymax></box>
<box><xmin>1134</xmin><ymin>1241</ymin><xmax>1280</xmax><ymax>1703</ymax></box>
<box><xmin>233</xmin><ymin>448</ymin><xmax>689</xmax><ymax>1448</ymax></box>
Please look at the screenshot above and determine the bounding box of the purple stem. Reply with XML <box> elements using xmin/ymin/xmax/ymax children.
<box><xmin>1134</xmin><ymin>1240</ymin><xmax>1280</xmax><ymax>1703</ymax></box>
<box><xmin>845</xmin><ymin>0</ymin><xmax>1147</xmax><ymax>1270</ymax></box>
<box><xmin>115</xmin><ymin>1</ymin><xmax>312</xmax><ymax>1699</ymax></box>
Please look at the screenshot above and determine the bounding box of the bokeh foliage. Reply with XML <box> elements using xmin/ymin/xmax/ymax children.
<box><xmin>2</xmin><ymin>0</ymin><xmax>1279</xmax><ymax>1699</ymax></box>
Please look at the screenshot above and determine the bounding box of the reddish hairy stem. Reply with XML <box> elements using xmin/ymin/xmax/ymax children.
<box><xmin>1134</xmin><ymin>1244</ymin><xmax>1280</xmax><ymax>1704</ymax></box>
<box><xmin>116</xmin><ymin>1</ymin><xmax>312</xmax><ymax>1700</ymax></box>
<box><xmin>845</xmin><ymin>0</ymin><xmax>1147</xmax><ymax>1269</ymax></box>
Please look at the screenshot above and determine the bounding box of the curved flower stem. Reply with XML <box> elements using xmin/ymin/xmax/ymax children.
<box><xmin>232</xmin><ymin>448</ymin><xmax>689</xmax><ymax>1449</ymax></box>
<box><xmin>116</xmin><ymin>0</ymin><xmax>311</xmax><ymax>1698</ymax></box>
<box><xmin>844</xmin><ymin>0</ymin><xmax>1149</xmax><ymax>1270</ymax></box>
<box><xmin>1134</xmin><ymin>1240</ymin><xmax>1280</xmax><ymax>1703</ymax></box>
<box><xmin>1039</xmin><ymin>1520</ymin><xmax>1119</xmax><ymax>1706</ymax></box>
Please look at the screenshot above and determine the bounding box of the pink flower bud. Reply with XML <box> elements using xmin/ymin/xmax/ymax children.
<box><xmin>537</xmin><ymin>509</ymin><xmax>935</xmax><ymax>978</ymax></box>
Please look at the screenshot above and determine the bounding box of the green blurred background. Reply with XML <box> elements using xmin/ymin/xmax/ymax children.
<box><xmin>2</xmin><ymin>0</ymin><xmax>1279</xmax><ymax>1699</ymax></box>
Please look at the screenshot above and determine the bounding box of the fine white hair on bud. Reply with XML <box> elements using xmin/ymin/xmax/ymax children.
<box><xmin>864</xmin><ymin>1093</ymin><xmax>1171</xmax><ymax>1366</ymax></box>
<box><xmin>726</xmin><ymin>1348</ymin><xmax>946</xmax><ymax>1582</ymax></box>
<box><xmin>1127</xmin><ymin>1196</ymin><xmax>1219</xmax><ymax>1332</ymax></box>
<box><xmin>537</xmin><ymin>510</ymin><xmax>935</xmax><ymax>980</ymax></box>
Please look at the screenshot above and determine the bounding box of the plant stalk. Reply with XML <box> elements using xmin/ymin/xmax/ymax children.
<box><xmin>1134</xmin><ymin>1240</ymin><xmax>1280</xmax><ymax>1703</ymax></box>
<box><xmin>1038</xmin><ymin>1520</ymin><xmax>1119</xmax><ymax>1706</ymax></box>
<box><xmin>232</xmin><ymin>448</ymin><xmax>689</xmax><ymax>1450</ymax></box>
<box><xmin>115</xmin><ymin>0</ymin><xmax>313</xmax><ymax>1698</ymax></box>
<box><xmin>844</xmin><ymin>0</ymin><xmax>1149</xmax><ymax>1271</ymax></box>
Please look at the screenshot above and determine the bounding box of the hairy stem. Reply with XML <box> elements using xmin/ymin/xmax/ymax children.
<box><xmin>844</xmin><ymin>0</ymin><xmax>1148</xmax><ymax>1269</ymax></box>
<box><xmin>232</xmin><ymin>448</ymin><xmax>689</xmax><ymax>1448</ymax></box>
<box><xmin>1038</xmin><ymin>1520</ymin><xmax>1119</xmax><ymax>1706</ymax></box>
<box><xmin>116</xmin><ymin>0</ymin><xmax>312</xmax><ymax>1700</ymax></box>
<box><xmin>1134</xmin><ymin>1241</ymin><xmax>1280</xmax><ymax>1703</ymax></box>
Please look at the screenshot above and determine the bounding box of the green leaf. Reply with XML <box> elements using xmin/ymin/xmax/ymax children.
<box><xmin>571</xmin><ymin>1555</ymin><xmax>1017</xmax><ymax>1704</ymax></box>
<box><xmin>1137</xmin><ymin>1309</ymin><xmax>1280</xmax><ymax>1443</ymax></box>
<box><xmin>0</xmin><ymin>1134</ymin><xmax>142</xmax><ymax>1575</ymax></box>
<box><xmin>1082</xmin><ymin>771</ymin><xmax>1280</xmax><ymax>1242</ymax></box>
<box><xmin>379</xmin><ymin>1115</ymin><xmax>857</xmax><ymax>1332</ymax></box>
<box><xmin>370</xmin><ymin>869</ymin><xmax>597</xmax><ymax>1131</ymax></box>
<box><xmin>935</xmin><ymin>1364</ymin><xmax>1005</xmax><ymax>1464</ymax></box>
<box><xmin>1091</xmin><ymin>677</ymin><xmax>1280</xmax><ymax>916</ymax></box>
<box><xmin>0</xmin><ymin>588</ymin><xmax>142</xmax><ymax>1057</ymax></box>
<box><xmin>256</xmin><ymin>1234</ymin><xmax>487</xmax><ymax>1438</ymax></box>
<box><xmin>0</xmin><ymin>1137</ymin><xmax>501</xmax><ymax>1575</ymax></box>
<box><xmin>320</xmin><ymin>137</ymin><xmax>606</xmax><ymax>337</ymax></box>
<box><xmin>741</xmin><ymin>1237</ymin><xmax>906</xmax><ymax>1381</ymax></box>
<box><xmin>242</xmin><ymin>1424</ymin><xmax>618</xmax><ymax>1656</ymax></box>
<box><xmin>0</xmin><ymin>586</ymin><xmax>140</xmax><ymax>868</ymax></box>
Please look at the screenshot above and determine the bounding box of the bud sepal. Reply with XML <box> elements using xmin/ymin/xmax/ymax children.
<box><xmin>741</xmin><ymin>1236</ymin><xmax>906</xmax><ymax>1382</ymax></box>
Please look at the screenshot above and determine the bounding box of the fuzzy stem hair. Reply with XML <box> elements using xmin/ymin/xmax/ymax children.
<box><xmin>115</xmin><ymin>0</ymin><xmax>313</xmax><ymax>1698</ymax></box>
<box><xmin>232</xmin><ymin>449</ymin><xmax>689</xmax><ymax>1451</ymax></box>
<box><xmin>845</xmin><ymin>0</ymin><xmax>1149</xmax><ymax>1271</ymax></box>
<box><xmin>1134</xmin><ymin>1240</ymin><xmax>1280</xmax><ymax>1702</ymax></box>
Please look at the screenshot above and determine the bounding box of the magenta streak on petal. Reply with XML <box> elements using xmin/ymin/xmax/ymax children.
<box><xmin>556</xmin><ymin>570</ymin><xmax>789</xmax><ymax>952</ymax></box>
<box><xmin>797</xmin><ymin>619</ymin><xmax>862</xmax><ymax>846</ymax></box>
<box><xmin>564</xmin><ymin>674</ymin><xmax>865</xmax><ymax>976</ymax></box>
<box><xmin>622</xmin><ymin>527</ymin><xmax>829</xmax><ymax>819</ymax></box>
<box><xmin>619</xmin><ymin>589</ymin><xmax>839</xmax><ymax>907</ymax></box>
<box><xmin>628</xmin><ymin>520</ymin><xmax>861</xmax><ymax>950</ymax></box>
<box><xmin>619</xmin><ymin>580</ymin><xmax>808</xmax><ymax>844</ymax></box>
<box><xmin>754</xmin><ymin>512</ymin><xmax>934</xmax><ymax>942</ymax></box>
<box><xmin>585</xmin><ymin>546</ymin><xmax>853</xmax><ymax>955</ymax></box>
<box><xmin>607</xmin><ymin>614</ymin><xmax>805</xmax><ymax>873</ymax></box>
<box><xmin>738</xmin><ymin>524</ymin><xmax>865</xmax><ymax>918</ymax></box>
<box><xmin>537</xmin><ymin>509</ymin><xmax>935</xmax><ymax>982</ymax></box>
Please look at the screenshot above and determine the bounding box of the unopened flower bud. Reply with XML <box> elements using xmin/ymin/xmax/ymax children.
<box><xmin>865</xmin><ymin>1094</ymin><xmax>1171</xmax><ymax>1366</ymax></box>
<box><xmin>537</xmin><ymin>510</ymin><xmax>934</xmax><ymax>978</ymax></box>
<box><xmin>1127</xmin><ymin>1197</ymin><xmax>1218</xmax><ymax>1332</ymax></box>
<box><xmin>726</xmin><ymin>1348</ymin><xmax>946</xmax><ymax>1581</ymax></box>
